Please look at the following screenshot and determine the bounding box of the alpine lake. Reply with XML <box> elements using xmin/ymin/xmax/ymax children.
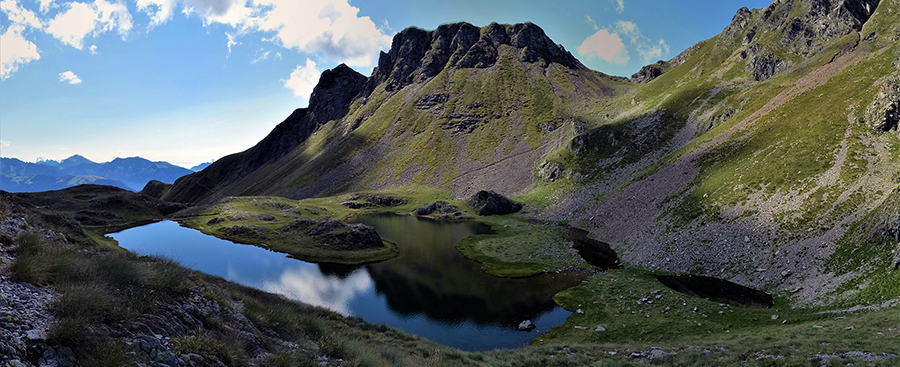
<box><xmin>108</xmin><ymin>214</ymin><xmax>587</xmax><ymax>351</ymax></box>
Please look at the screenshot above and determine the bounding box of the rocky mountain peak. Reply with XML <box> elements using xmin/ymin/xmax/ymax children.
<box><xmin>307</xmin><ymin>64</ymin><xmax>367</xmax><ymax>125</ymax></box>
<box><xmin>366</xmin><ymin>22</ymin><xmax>579</xmax><ymax>93</ymax></box>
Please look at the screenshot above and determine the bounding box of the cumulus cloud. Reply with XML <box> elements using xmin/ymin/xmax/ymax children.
<box><xmin>58</xmin><ymin>70</ymin><xmax>82</xmax><ymax>84</ymax></box>
<box><xmin>283</xmin><ymin>58</ymin><xmax>320</xmax><ymax>99</ymax></box>
<box><xmin>89</xmin><ymin>44</ymin><xmax>97</xmax><ymax>54</ymax></box>
<box><xmin>135</xmin><ymin>0</ymin><xmax>391</xmax><ymax>67</ymax></box>
<box><xmin>45</xmin><ymin>0</ymin><xmax>133</xmax><ymax>50</ymax></box>
<box><xmin>614</xmin><ymin>0</ymin><xmax>624</xmax><ymax>14</ymax></box>
<box><xmin>0</xmin><ymin>25</ymin><xmax>41</xmax><ymax>80</ymax></box>
<box><xmin>577</xmin><ymin>29</ymin><xmax>629</xmax><ymax>65</ymax></box>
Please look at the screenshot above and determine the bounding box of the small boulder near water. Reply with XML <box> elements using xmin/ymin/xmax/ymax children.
<box><xmin>518</xmin><ymin>320</ymin><xmax>536</xmax><ymax>331</ymax></box>
<box><xmin>468</xmin><ymin>191</ymin><xmax>523</xmax><ymax>216</ymax></box>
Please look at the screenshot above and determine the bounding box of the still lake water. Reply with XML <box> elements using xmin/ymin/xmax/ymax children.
<box><xmin>109</xmin><ymin>215</ymin><xmax>584</xmax><ymax>351</ymax></box>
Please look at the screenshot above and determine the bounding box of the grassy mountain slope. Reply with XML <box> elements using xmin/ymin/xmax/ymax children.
<box><xmin>543</xmin><ymin>0</ymin><xmax>900</xmax><ymax>305</ymax></box>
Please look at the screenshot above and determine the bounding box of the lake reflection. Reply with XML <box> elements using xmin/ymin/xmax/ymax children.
<box><xmin>110</xmin><ymin>218</ymin><xmax>584</xmax><ymax>351</ymax></box>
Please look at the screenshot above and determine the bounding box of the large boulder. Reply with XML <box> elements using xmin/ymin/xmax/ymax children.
<box><xmin>467</xmin><ymin>191</ymin><xmax>523</xmax><ymax>216</ymax></box>
<box><xmin>864</xmin><ymin>77</ymin><xmax>899</xmax><ymax>134</ymax></box>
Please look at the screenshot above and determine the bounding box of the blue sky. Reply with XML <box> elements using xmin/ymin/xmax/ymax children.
<box><xmin>0</xmin><ymin>0</ymin><xmax>772</xmax><ymax>168</ymax></box>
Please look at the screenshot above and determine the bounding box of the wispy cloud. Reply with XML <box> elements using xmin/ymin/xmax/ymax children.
<box><xmin>89</xmin><ymin>44</ymin><xmax>98</xmax><ymax>54</ymax></box>
<box><xmin>250</xmin><ymin>50</ymin><xmax>271</xmax><ymax>64</ymax></box>
<box><xmin>614</xmin><ymin>21</ymin><xmax>669</xmax><ymax>63</ymax></box>
<box><xmin>225</xmin><ymin>31</ymin><xmax>239</xmax><ymax>55</ymax></box>
<box><xmin>58</xmin><ymin>70</ymin><xmax>82</xmax><ymax>84</ymax></box>
<box><xmin>283</xmin><ymin>58</ymin><xmax>320</xmax><ymax>99</ymax></box>
<box><xmin>586</xmin><ymin>15</ymin><xmax>599</xmax><ymax>31</ymax></box>
<box><xmin>0</xmin><ymin>140</ymin><xmax>10</xmax><ymax>149</ymax></box>
<box><xmin>614</xmin><ymin>0</ymin><xmax>624</xmax><ymax>14</ymax></box>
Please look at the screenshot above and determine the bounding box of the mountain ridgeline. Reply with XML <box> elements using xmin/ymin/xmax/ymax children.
<box><xmin>1</xmin><ymin>155</ymin><xmax>193</xmax><ymax>192</ymax></box>
<box><xmin>158</xmin><ymin>22</ymin><xmax>625</xmax><ymax>203</ymax></box>
<box><xmin>156</xmin><ymin>0</ymin><xmax>899</xmax><ymax>301</ymax></box>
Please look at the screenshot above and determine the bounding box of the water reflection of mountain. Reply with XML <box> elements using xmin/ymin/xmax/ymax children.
<box><xmin>354</xmin><ymin>214</ymin><xmax>585</xmax><ymax>327</ymax></box>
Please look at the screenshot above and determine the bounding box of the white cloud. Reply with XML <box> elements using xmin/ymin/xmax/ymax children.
<box><xmin>1</xmin><ymin>0</ymin><xmax>44</xmax><ymax>29</ymax></box>
<box><xmin>0</xmin><ymin>140</ymin><xmax>10</xmax><ymax>149</ymax></box>
<box><xmin>613</xmin><ymin>20</ymin><xmax>669</xmax><ymax>63</ymax></box>
<box><xmin>58</xmin><ymin>70</ymin><xmax>82</xmax><ymax>84</ymax></box>
<box><xmin>253</xmin><ymin>0</ymin><xmax>391</xmax><ymax>66</ymax></box>
<box><xmin>283</xmin><ymin>58</ymin><xmax>320</xmax><ymax>99</ymax></box>
<box><xmin>134</xmin><ymin>0</ymin><xmax>391</xmax><ymax>67</ymax></box>
<box><xmin>45</xmin><ymin>0</ymin><xmax>133</xmax><ymax>50</ymax></box>
<box><xmin>0</xmin><ymin>25</ymin><xmax>41</xmax><ymax>80</ymax></box>
<box><xmin>89</xmin><ymin>44</ymin><xmax>98</xmax><ymax>53</ymax></box>
<box><xmin>577</xmin><ymin>29</ymin><xmax>629</xmax><ymax>65</ymax></box>
<box><xmin>615</xmin><ymin>0</ymin><xmax>624</xmax><ymax>14</ymax></box>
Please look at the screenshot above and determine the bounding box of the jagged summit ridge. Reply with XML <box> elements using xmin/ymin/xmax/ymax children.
<box><xmin>366</xmin><ymin>22</ymin><xmax>581</xmax><ymax>93</ymax></box>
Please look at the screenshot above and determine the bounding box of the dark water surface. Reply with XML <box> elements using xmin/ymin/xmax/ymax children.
<box><xmin>109</xmin><ymin>215</ymin><xmax>584</xmax><ymax>351</ymax></box>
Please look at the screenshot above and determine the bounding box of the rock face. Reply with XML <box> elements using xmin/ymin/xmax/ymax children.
<box><xmin>468</xmin><ymin>191</ymin><xmax>523</xmax><ymax>216</ymax></box>
<box><xmin>746</xmin><ymin>51</ymin><xmax>792</xmax><ymax>82</ymax></box>
<box><xmin>865</xmin><ymin>77</ymin><xmax>900</xmax><ymax>134</ymax></box>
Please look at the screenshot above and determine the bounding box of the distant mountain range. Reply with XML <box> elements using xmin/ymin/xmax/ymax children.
<box><xmin>0</xmin><ymin>155</ymin><xmax>195</xmax><ymax>192</ymax></box>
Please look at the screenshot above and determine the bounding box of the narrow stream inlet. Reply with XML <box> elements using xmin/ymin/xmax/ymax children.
<box><xmin>109</xmin><ymin>216</ymin><xmax>584</xmax><ymax>351</ymax></box>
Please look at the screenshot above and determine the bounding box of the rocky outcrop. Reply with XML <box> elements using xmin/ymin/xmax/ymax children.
<box><xmin>341</xmin><ymin>194</ymin><xmax>408</xmax><ymax>209</ymax></box>
<box><xmin>415</xmin><ymin>201</ymin><xmax>460</xmax><ymax>216</ymax></box>
<box><xmin>308</xmin><ymin>220</ymin><xmax>384</xmax><ymax>250</ymax></box>
<box><xmin>468</xmin><ymin>191</ymin><xmax>523</xmax><ymax>216</ymax></box>
<box><xmin>631</xmin><ymin>63</ymin><xmax>665</xmax><ymax>83</ymax></box>
<box><xmin>538</xmin><ymin>161</ymin><xmax>564</xmax><ymax>183</ymax></box>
